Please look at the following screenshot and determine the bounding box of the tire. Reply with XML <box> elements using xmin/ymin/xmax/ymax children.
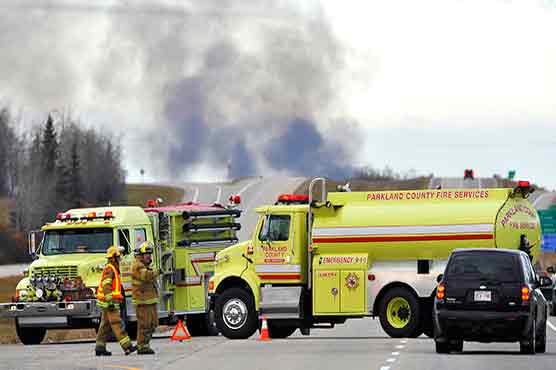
<box><xmin>186</xmin><ymin>312</ymin><xmax>219</xmax><ymax>337</ymax></box>
<box><xmin>215</xmin><ymin>287</ymin><xmax>258</xmax><ymax>339</ymax></box>
<box><xmin>267</xmin><ymin>321</ymin><xmax>297</xmax><ymax>339</ymax></box>
<box><xmin>520</xmin><ymin>316</ymin><xmax>536</xmax><ymax>355</ymax></box>
<box><xmin>379</xmin><ymin>287</ymin><xmax>422</xmax><ymax>338</ymax></box>
<box><xmin>535</xmin><ymin>317</ymin><xmax>546</xmax><ymax>354</ymax></box>
<box><xmin>421</xmin><ymin>299</ymin><xmax>434</xmax><ymax>338</ymax></box>
<box><xmin>452</xmin><ymin>340</ymin><xmax>463</xmax><ymax>353</ymax></box>
<box><xmin>15</xmin><ymin>320</ymin><xmax>46</xmax><ymax>345</ymax></box>
<box><xmin>435</xmin><ymin>340</ymin><xmax>451</xmax><ymax>354</ymax></box>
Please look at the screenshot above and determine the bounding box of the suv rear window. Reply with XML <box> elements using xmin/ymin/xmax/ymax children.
<box><xmin>446</xmin><ymin>252</ymin><xmax>520</xmax><ymax>283</ymax></box>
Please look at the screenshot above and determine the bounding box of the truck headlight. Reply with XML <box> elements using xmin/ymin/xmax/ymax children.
<box><xmin>35</xmin><ymin>288</ymin><xmax>44</xmax><ymax>299</ymax></box>
<box><xmin>9</xmin><ymin>305</ymin><xmax>17</xmax><ymax>311</ymax></box>
<box><xmin>67</xmin><ymin>303</ymin><xmax>75</xmax><ymax>310</ymax></box>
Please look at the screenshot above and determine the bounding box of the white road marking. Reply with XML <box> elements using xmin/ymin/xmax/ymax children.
<box><xmin>395</xmin><ymin>345</ymin><xmax>405</xmax><ymax>349</ymax></box>
<box><xmin>379</xmin><ymin>367</ymin><xmax>391</xmax><ymax>370</ymax></box>
<box><xmin>237</xmin><ymin>177</ymin><xmax>263</xmax><ymax>196</ymax></box>
<box><xmin>547</xmin><ymin>320</ymin><xmax>556</xmax><ymax>332</ymax></box>
<box><xmin>391</xmin><ymin>352</ymin><xmax>400</xmax><ymax>356</ymax></box>
<box><xmin>400</xmin><ymin>340</ymin><xmax>408</xmax><ymax>344</ymax></box>
<box><xmin>386</xmin><ymin>358</ymin><xmax>396</xmax><ymax>363</ymax></box>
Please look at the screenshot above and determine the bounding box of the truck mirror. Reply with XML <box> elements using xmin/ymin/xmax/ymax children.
<box><xmin>436</xmin><ymin>274</ymin><xmax>444</xmax><ymax>283</ymax></box>
<box><xmin>28</xmin><ymin>232</ymin><xmax>37</xmax><ymax>257</ymax></box>
<box><xmin>547</xmin><ymin>266</ymin><xmax>555</xmax><ymax>274</ymax></box>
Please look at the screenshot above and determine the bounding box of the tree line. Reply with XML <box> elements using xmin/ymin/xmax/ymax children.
<box><xmin>0</xmin><ymin>108</ymin><xmax>127</xmax><ymax>262</ymax></box>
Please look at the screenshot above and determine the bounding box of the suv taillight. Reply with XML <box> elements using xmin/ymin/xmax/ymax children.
<box><xmin>437</xmin><ymin>283</ymin><xmax>445</xmax><ymax>300</ymax></box>
<box><xmin>521</xmin><ymin>286</ymin><xmax>530</xmax><ymax>302</ymax></box>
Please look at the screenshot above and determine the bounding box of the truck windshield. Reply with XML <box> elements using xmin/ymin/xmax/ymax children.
<box><xmin>42</xmin><ymin>228</ymin><xmax>114</xmax><ymax>255</ymax></box>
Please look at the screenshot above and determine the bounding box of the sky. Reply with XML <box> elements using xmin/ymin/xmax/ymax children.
<box><xmin>1</xmin><ymin>0</ymin><xmax>555</xmax><ymax>188</ymax></box>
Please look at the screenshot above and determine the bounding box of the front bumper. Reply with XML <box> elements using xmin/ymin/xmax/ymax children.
<box><xmin>0</xmin><ymin>300</ymin><xmax>100</xmax><ymax>320</ymax></box>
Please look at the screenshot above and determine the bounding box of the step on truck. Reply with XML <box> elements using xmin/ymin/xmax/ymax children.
<box><xmin>0</xmin><ymin>197</ymin><xmax>242</xmax><ymax>345</ymax></box>
<box><xmin>208</xmin><ymin>179</ymin><xmax>542</xmax><ymax>339</ymax></box>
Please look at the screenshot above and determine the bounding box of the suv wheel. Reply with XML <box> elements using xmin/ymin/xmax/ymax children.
<box><xmin>379</xmin><ymin>287</ymin><xmax>422</xmax><ymax>338</ymax></box>
<box><xmin>520</xmin><ymin>316</ymin><xmax>536</xmax><ymax>355</ymax></box>
<box><xmin>452</xmin><ymin>340</ymin><xmax>463</xmax><ymax>353</ymax></box>
<box><xmin>535</xmin><ymin>314</ymin><xmax>546</xmax><ymax>354</ymax></box>
<box><xmin>435</xmin><ymin>340</ymin><xmax>451</xmax><ymax>354</ymax></box>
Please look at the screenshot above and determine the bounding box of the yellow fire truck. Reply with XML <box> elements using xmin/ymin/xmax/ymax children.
<box><xmin>209</xmin><ymin>179</ymin><xmax>541</xmax><ymax>339</ymax></box>
<box><xmin>0</xmin><ymin>198</ymin><xmax>241</xmax><ymax>344</ymax></box>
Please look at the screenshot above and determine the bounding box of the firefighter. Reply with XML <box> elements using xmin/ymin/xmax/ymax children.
<box><xmin>95</xmin><ymin>246</ymin><xmax>137</xmax><ymax>356</ymax></box>
<box><xmin>132</xmin><ymin>241</ymin><xmax>161</xmax><ymax>355</ymax></box>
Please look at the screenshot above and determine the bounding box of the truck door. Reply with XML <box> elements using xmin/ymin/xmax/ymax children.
<box><xmin>255</xmin><ymin>214</ymin><xmax>301</xmax><ymax>282</ymax></box>
<box><xmin>116</xmin><ymin>228</ymin><xmax>135</xmax><ymax>319</ymax></box>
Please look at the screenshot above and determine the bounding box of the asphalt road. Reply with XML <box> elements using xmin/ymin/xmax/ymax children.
<box><xmin>2</xmin><ymin>318</ymin><xmax>556</xmax><ymax>370</ymax></box>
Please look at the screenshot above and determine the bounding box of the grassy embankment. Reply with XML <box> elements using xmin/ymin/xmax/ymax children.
<box><xmin>294</xmin><ymin>176</ymin><xmax>432</xmax><ymax>196</ymax></box>
<box><xmin>126</xmin><ymin>184</ymin><xmax>185</xmax><ymax>207</ymax></box>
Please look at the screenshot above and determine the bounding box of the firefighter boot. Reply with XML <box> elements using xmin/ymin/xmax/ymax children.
<box><xmin>138</xmin><ymin>347</ymin><xmax>155</xmax><ymax>355</ymax></box>
<box><xmin>124</xmin><ymin>344</ymin><xmax>138</xmax><ymax>356</ymax></box>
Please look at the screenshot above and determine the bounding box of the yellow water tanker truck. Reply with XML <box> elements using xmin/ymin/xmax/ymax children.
<box><xmin>0</xmin><ymin>197</ymin><xmax>242</xmax><ymax>344</ymax></box>
<box><xmin>208</xmin><ymin>179</ymin><xmax>541</xmax><ymax>339</ymax></box>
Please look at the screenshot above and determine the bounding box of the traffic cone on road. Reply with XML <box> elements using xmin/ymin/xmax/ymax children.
<box><xmin>171</xmin><ymin>319</ymin><xmax>192</xmax><ymax>342</ymax></box>
<box><xmin>259</xmin><ymin>316</ymin><xmax>270</xmax><ymax>341</ymax></box>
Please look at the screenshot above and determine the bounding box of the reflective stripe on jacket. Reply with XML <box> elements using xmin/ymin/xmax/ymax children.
<box><xmin>97</xmin><ymin>263</ymin><xmax>123</xmax><ymax>306</ymax></box>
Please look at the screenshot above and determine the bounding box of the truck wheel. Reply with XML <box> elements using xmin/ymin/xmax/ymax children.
<box><xmin>379</xmin><ymin>287</ymin><xmax>422</xmax><ymax>338</ymax></box>
<box><xmin>520</xmin><ymin>315</ymin><xmax>536</xmax><ymax>354</ymax></box>
<box><xmin>267</xmin><ymin>321</ymin><xmax>297</xmax><ymax>339</ymax></box>
<box><xmin>215</xmin><ymin>287</ymin><xmax>258</xmax><ymax>339</ymax></box>
<box><xmin>15</xmin><ymin>320</ymin><xmax>46</xmax><ymax>345</ymax></box>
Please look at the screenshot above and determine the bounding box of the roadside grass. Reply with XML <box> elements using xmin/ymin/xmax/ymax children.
<box><xmin>126</xmin><ymin>184</ymin><xmax>185</xmax><ymax>207</ymax></box>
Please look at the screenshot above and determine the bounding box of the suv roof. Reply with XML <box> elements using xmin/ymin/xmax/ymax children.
<box><xmin>452</xmin><ymin>248</ymin><xmax>526</xmax><ymax>256</ymax></box>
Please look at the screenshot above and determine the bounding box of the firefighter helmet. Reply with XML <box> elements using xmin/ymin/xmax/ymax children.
<box><xmin>135</xmin><ymin>241</ymin><xmax>154</xmax><ymax>256</ymax></box>
<box><xmin>106</xmin><ymin>245</ymin><xmax>121</xmax><ymax>259</ymax></box>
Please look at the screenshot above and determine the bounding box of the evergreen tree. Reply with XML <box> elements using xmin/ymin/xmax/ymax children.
<box><xmin>40</xmin><ymin>115</ymin><xmax>59</xmax><ymax>220</ymax></box>
<box><xmin>0</xmin><ymin>109</ymin><xmax>10</xmax><ymax>195</ymax></box>
<box><xmin>41</xmin><ymin>114</ymin><xmax>58</xmax><ymax>174</ymax></box>
<box><xmin>68</xmin><ymin>141</ymin><xmax>83</xmax><ymax>207</ymax></box>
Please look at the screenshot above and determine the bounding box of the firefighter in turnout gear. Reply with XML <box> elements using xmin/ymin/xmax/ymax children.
<box><xmin>132</xmin><ymin>242</ymin><xmax>161</xmax><ymax>355</ymax></box>
<box><xmin>95</xmin><ymin>246</ymin><xmax>137</xmax><ymax>356</ymax></box>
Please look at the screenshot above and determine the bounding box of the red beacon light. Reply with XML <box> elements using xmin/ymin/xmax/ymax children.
<box><xmin>146</xmin><ymin>199</ymin><xmax>157</xmax><ymax>208</ymax></box>
<box><xmin>104</xmin><ymin>211</ymin><xmax>114</xmax><ymax>218</ymax></box>
<box><xmin>276</xmin><ymin>194</ymin><xmax>310</xmax><ymax>205</ymax></box>
<box><xmin>514</xmin><ymin>180</ymin><xmax>533</xmax><ymax>198</ymax></box>
<box><xmin>229</xmin><ymin>195</ymin><xmax>241</xmax><ymax>205</ymax></box>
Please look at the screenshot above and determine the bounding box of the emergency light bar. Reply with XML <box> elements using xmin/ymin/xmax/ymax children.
<box><xmin>55</xmin><ymin>211</ymin><xmax>115</xmax><ymax>222</ymax></box>
<box><xmin>276</xmin><ymin>194</ymin><xmax>310</xmax><ymax>205</ymax></box>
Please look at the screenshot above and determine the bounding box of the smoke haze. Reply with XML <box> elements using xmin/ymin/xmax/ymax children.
<box><xmin>0</xmin><ymin>0</ymin><xmax>362</xmax><ymax>180</ymax></box>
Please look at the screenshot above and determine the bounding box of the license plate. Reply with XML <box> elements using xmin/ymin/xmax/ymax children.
<box><xmin>474</xmin><ymin>291</ymin><xmax>491</xmax><ymax>302</ymax></box>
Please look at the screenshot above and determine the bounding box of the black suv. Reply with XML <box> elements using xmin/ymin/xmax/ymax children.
<box><xmin>434</xmin><ymin>249</ymin><xmax>551</xmax><ymax>354</ymax></box>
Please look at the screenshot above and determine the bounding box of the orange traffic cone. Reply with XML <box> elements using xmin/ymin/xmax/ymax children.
<box><xmin>259</xmin><ymin>316</ymin><xmax>270</xmax><ymax>341</ymax></box>
<box><xmin>171</xmin><ymin>319</ymin><xmax>192</xmax><ymax>341</ymax></box>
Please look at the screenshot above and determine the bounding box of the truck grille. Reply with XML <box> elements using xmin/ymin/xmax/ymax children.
<box><xmin>33</xmin><ymin>266</ymin><xmax>79</xmax><ymax>279</ymax></box>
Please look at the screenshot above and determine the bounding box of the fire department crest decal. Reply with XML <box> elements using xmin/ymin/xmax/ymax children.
<box><xmin>345</xmin><ymin>272</ymin><xmax>360</xmax><ymax>290</ymax></box>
